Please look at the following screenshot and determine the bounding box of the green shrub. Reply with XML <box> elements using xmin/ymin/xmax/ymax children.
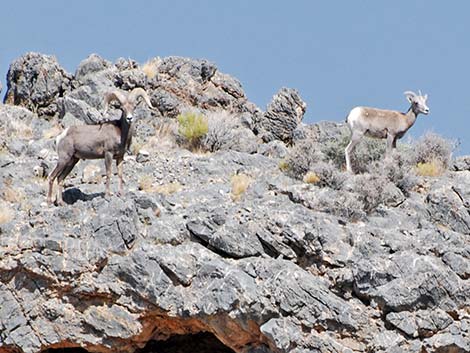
<box><xmin>177</xmin><ymin>112</ymin><xmax>209</xmax><ymax>150</ymax></box>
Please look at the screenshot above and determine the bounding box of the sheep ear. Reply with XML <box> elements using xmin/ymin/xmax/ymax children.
<box><xmin>424</xmin><ymin>94</ymin><xmax>428</xmax><ymax>101</ymax></box>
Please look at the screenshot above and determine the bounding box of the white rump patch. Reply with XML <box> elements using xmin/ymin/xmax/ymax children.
<box><xmin>55</xmin><ymin>128</ymin><xmax>69</xmax><ymax>152</ymax></box>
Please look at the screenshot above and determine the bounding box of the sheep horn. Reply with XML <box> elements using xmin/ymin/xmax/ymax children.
<box><xmin>103</xmin><ymin>90</ymin><xmax>128</xmax><ymax>116</ymax></box>
<box><xmin>129</xmin><ymin>87</ymin><xmax>153</xmax><ymax>109</ymax></box>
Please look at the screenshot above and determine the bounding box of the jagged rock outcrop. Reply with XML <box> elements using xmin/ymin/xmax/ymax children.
<box><xmin>256</xmin><ymin>88</ymin><xmax>307</xmax><ymax>144</ymax></box>
<box><xmin>3</xmin><ymin>52</ymin><xmax>73</xmax><ymax>116</ymax></box>
<box><xmin>1</xmin><ymin>54</ymin><xmax>470</xmax><ymax>353</ymax></box>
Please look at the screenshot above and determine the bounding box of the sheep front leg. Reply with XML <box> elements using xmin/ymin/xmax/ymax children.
<box><xmin>345</xmin><ymin>131</ymin><xmax>363</xmax><ymax>173</ymax></box>
<box><xmin>116</xmin><ymin>156</ymin><xmax>124</xmax><ymax>197</ymax></box>
<box><xmin>104</xmin><ymin>152</ymin><xmax>113</xmax><ymax>197</ymax></box>
<box><xmin>385</xmin><ymin>132</ymin><xmax>396</xmax><ymax>161</ymax></box>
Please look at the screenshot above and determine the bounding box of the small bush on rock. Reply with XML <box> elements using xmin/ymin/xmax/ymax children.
<box><xmin>177</xmin><ymin>111</ymin><xmax>208</xmax><ymax>150</ymax></box>
<box><xmin>309</xmin><ymin>161</ymin><xmax>346</xmax><ymax>190</ymax></box>
<box><xmin>368</xmin><ymin>149</ymin><xmax>418</xmax><ymax>195</ymax></box>
<box><xmin>201</xmin><ymin>111</ymin><xmax>237</xmax><ymax>152</ymax></box>
<box><xmin>411</xmin><ymin>132</ymin><xmax>454</xmax><ymax>172</ymax></box>
<box><xmin>283</xmin><ymin>139</ymin><xmax>323</xmax><ymax>179</ymax></box>
<box><xmin>315</xmin><ymin>191</ymin><xmax>366</xmax><ymax>222</ymax></box>
<box><xmin>351</xmin><ymin>174</ymin><xmax>388</xmax><ymax>214</ymax></box>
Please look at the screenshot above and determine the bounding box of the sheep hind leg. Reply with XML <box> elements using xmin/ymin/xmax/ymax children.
<box><xmin>104</xmin><ymin>152</ymin><xmax>113</xmax><ymax>197</ymax></box>
<box><xmin>116</xmin><ymin>156</ymin><xmax>124</xmax><ymax>197</ymax></box>
<box><xmin>345</xmin><ymin>131</ymin><xmax>363</xmax><ymax>173</ymax></box>
<box><xmin>56</xmin><ymin>157</ymin><xmax>79</xmax><ymax>205</ymax></box>
<box><xmin>47</xmin><ymin>161</ymin><xmax>67</xmax><ymax>205</ymax></box>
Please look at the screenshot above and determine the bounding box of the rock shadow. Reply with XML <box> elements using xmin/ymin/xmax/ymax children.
<box><xmin>138</xmin><ymin>332</ymin><xmax>235</xmax><ymax>353</ymax></box>
<box><xmin>62</xmin><ymin>187</ymin><xmax>104</xmax><ymax>205</ymax></box>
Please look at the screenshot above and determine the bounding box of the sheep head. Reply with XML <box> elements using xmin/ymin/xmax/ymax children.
<box><xmin>103</xmin><ymin>88</ymin><xmax>153</xmax><ymax>123</ymax></box>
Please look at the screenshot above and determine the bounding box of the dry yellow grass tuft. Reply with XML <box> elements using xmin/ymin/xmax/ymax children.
<box><xmin>415</xmin><ymin>160</ymin><xmax>445</xmax><ymax>177</ymax></box>
<box><xmin>43</xmin><ymin>123</ymin><xmax>63</xmax><ymax>140</ymax></box>
<box><xmin>154</xmin><ymin>182</ymin><xmax>183</xmax><ymax>195</ymax></box>
<box><xmin>138</xmin><ymin>174</ymin><xmax>154</xmax><ymax>192</ymax></box>
<box><xmin>231</xmin><ymin>174</ymin><xmax>252</xmax><ymax>201</ymax></box>
<box><xmin>1</xmin><ymin>180</ymin><xmax>25</xmax><ymax>204</ymax></box>
<box><xmin>141</xmin><ymin>59</ymin><xmax>159</xmax><ymax>80</ymax></box>
<box><xmin>0</xmin><ymin>201</ymin><xmax>14</xmax><ymax>225</ymax></box>
<box><xmin>278</xmin><ymin>159</ymin><xmax>289</xmax><ymax>172</ymax></box>
<box><xmin>9</xmin><ymin>120</ymin><xmax>33</xmax><ymax>139</ymax></box>
<box><xmin>303</xmin><ymin>171</ymin><xmax>320</xmax><ymax>184</ymax></box>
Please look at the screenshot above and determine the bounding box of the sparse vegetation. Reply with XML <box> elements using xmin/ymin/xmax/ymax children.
<box><xmin>177</xmin><ymin>111</ymin><xmax>209</xmax><ymax>151</ymax></box>
<box><xmin>231</xmin><ymin>173</ymin><xmax>251</xmax><ymax>201</ymax></box>
<box><xmin>201</xmin><ymin>111</ymin><xmax>237</xmax><ymax>152</ymax></box>
<box><xmin>278</xmin><ymin>159</ymin><xmax>289</xmax><ymax>172</ymax></box>
<box><xmin>314</xmin><ymin>191</ymin><xmax>366</xmax><ymax>222</ymax></box>
<box><xmin>0</xmin><ymin>201</ymin><xmax>14</xmax><ymax>225</ymax></box>
<box><xmin>138</xmin><ymin>174</ymin><xmax>154</xmax><ymax>192</ymax></box>
<box><xmin>415</xmin><ymin>160</ymin><xmax>446</xmax><ymax>177</ymax></box>
<box><xmin>303</xmin><ymin>171</ymin><xmax>320</xmax><ymax>184</ymax></box>
<box><xmin>352</xmin><ymin>174</ymin><xmax>388</xmax><ymax>214</ymax></box>
<box><xmin>7</xmin><ymin>119</ymin><xmax>34</xmax><ymax>140</ymax></box>
<box><xmin>412</xmin><ymin>132</ymin><xmax>454</xmax><ymax>170</ymax></box>
<box><xmin>43</xmin><ymin>123</ymin><xmax>62</xmax><ymax>140</ymax></box>
<box><xmin>1</xmin><ymin>179</ymin><xmax>25</xmax><ymax>204</ymax></box>
<box><xmin>155</xmin><ymin>182</ymin><xmax>182</xmax><ymax>195</ymax></box>
<box><xmin>283</xmin><ymin>139</ymin><xmax>323</xmax><ymax>179</ymax></box>
<box><xmin>141</xmin><ymin>58</ymin><xmax>159</xmax><ymax>80</ymax></box>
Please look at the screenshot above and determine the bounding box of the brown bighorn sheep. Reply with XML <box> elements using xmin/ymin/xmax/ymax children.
<box><xmin>47</xmin><ymin>88</ymin><xmax>153</xmax><ymax>205</ymax></box>
<box><xmin>344</xmin><ymin>90</ymin><xmax>429</xmax><ymax>173</ymax></box>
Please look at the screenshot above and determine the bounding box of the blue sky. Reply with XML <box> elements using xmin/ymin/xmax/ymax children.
<box><xmin>1</xmin><ymin>1</ymin><xmax>469</xmax><ymax>154</ymax></box>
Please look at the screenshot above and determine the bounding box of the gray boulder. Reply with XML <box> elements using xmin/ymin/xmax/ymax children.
<box><xmin>4</xmin><ymin>52</ymin><xmax>73</xmax><ymax>116</ymax></box>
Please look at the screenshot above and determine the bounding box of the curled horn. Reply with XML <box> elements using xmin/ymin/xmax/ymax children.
<box><xmin>129</xmin><ymin>87</ymin><xmax>153</xmax><ymax>109</ymax></box>
<box><xmin>103</xmin><ymin>90</ymin><xmax>128</xmax><ymax>116</ymax></box>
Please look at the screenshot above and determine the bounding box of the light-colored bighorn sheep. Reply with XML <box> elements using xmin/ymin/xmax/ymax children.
<box><xmin>47</xmin><ymin>88</ymin><xmax>153</xmax><ymax>205</ymax></box>
<box><xmin>344</xmin><ymin>90</ymin><xmax>429</xmax><ymax>173</ymax></box>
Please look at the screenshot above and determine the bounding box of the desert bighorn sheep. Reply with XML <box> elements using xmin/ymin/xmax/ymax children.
<box><xmin>344</xmin><ymin>90</ymin><xmax>429</xmax><ymax>173</ymax></box>
<box><xmin>47</xmin><ymin>88</ymin><xmax>153</xmax><ymax>205</ymax></box>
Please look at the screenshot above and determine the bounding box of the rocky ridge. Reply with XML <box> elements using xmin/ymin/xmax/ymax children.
<box><xmin>0</xmin><ymin>53</ymin><xmax>469</xmax><ymax>353</ymax></box>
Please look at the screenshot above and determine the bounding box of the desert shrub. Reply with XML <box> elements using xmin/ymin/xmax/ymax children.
<box><xmin>368</xmin><ymin>149</ymin><xmax>418</xmax><ymax>195</ymax></box>
<box><xmin>351</xmin><ymin>174</ymin><xmax>388</xmax><ymax>214</ymax></box>
<box><xmin>411</xmin><ymin>132</ymin><xmax>454</xmax><ymax>171</ymax></box>
<box><xmin>231</xmin><ymin>173</ymin><xmax>251</xmax><ymax>201</ymax></box>
<box><xmin>320</xmin><ymin>129</ymin><xmax>387</xmax><ymax>173</ymax></box>
<box><xmin>177</xmin><ymin>111</ymin><xmax>208</xmax><ymax>150</ymax></box>
<box><xmin>201</xmin><ymin>111</ymin><xmax>237</xmax><ymax>152</ymax></box>
<box><xmin>309</xmin><ymin>161</ymin><xmax>346</xmax><ymax>190</ymax></box>
<box><xmin>320</xmin><ymin>130</ymin><xmax>350</xmax><ymax>169</ymax></box>
<box><xmin>315</xmin><ymin>192</ymin><xmax>366</xmax><ymax>222</ymax></box>
<box><xmin>283</xmin><ymin>139</ymin><xmax>323</xmax><ymax>179</ymax></box>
